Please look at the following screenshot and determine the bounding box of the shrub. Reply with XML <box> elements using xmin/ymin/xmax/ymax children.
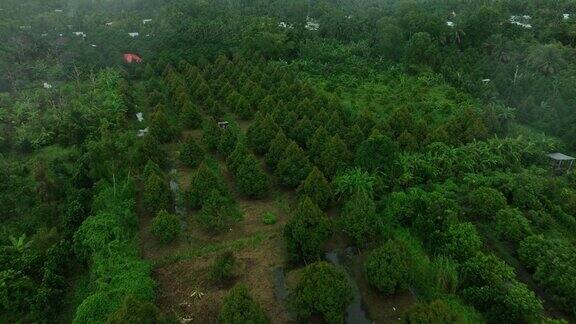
<box><xmin>292</xmin><ymin>261</ymin><xmax>352</xmax><ymax>324</ymax></box>
<box><xmin>404</xmin><ymin>299</ymin><xmax>464</xmax><ymax>324</ymax></box>
<box><xmin>365</xmin><ymin>240</ymin><xmax>411</xmax><ymax>295</ymax></box>
<box><xmin>467</xmin><ymin>187</ymin><xmax>507</xmax><ymax>220</ymax></box>
<box><xmin>106</xmin><ymin>294</ymin><xmax>159</xmax><ymax>324</ymax></box>
<box><xmin>150</xmin><ymin>210</ymin><xmax>181</xmax><ymax>244</ymax></box>
<box><xmin>283</xmin><ymin>197</ymin><xmax>331</xmax><ymax>263</ymax></box>
<box><xmin>261</xmin><ymin>212</ymin><xmax>277</xmax><ymax>225</ymax></box>
<box><xmin>209</xmin><ymin>252</ymin><xmax>235</xmax><ymax>285</ymax></box>
<box><xmin>219</xmin><ymin>284</ymin><xmax>268</xmax><ymax>324</ymax></box>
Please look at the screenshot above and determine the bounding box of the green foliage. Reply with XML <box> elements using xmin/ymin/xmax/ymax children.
<box><xmin>283</xmin><ymin>197</ymin><xmax>331</xmax><ymax>263</ymax></box>
<box><xmin>365</xmin><ymin>240</ymin><xmax>411</xmax><ymax>295</ymax></box>
<box><xmin>198</xmin><ymin>189</ymin><xmax>242</xmax><ymax>234</ymax></box>
<box><xmin>308</xmin><ymin>126</ymin><xmax>331</xmax><ymax>164</ymax></box>
<box><xmin>180</xmin><ymin>101</ymin><xmax>202</xmax><ymax>129</ymax></box>
<box><xmin>355</xmin><ymin>132</ymin><xmax>398</xmax><ymax>173</ymax></box>
<box><xmin>261</xmin><ymin>212</ymin><xmax>277</xmax><ymax>225</ymax></box>
<box><xmin>73</xmin><ymin>181</ymin><xmax>155</xmax><ymax>324</ymax></box>
<box><xmin>203</xmin><ymin>117</ymin><xmax>221</xmax><ymax>150</ymax></box>
<box><xmin>149</xmin><ymin>106</ymin><xmax>176</xmax><ymax>143</ymax></box>
<box><xmin>333</xmin><ymin>168</ymin><xmax>376</xmax><ymax>199</ymax></box>
<box><xmin>265</xmin><ymin>130</ymin><xmax>289</xmax><ymax>169</ymax></box>
<box><xmin>518</xmin><ymin>235</ymin><xmax>576</xmax><ymax>315</ymax></box>
<box><xmin>143</xmin><ymin>160</ymin><xmax>163</xmax><ymax>180</ymax></box>
<box><xmin>247</xmin><ymin>112</ymin><xmax>279</xmax><ymax>155</ymax></box>
<box><xmin>292</xmin><ymin>261</ymin><xmax>352</xmax><ymax>324</ymax></box>
<box><xmin>296</xmin><ymin>167</ymin><xmax>332</xmax><ymax>210</ymax></box>
<box><xmin>274</xmin><ymin>141</ymin><xmax>312</xmax><ymax>188</ymax></box>
<box><xmin>219</xmin><ymin>284</ymin><xmax>269</xmax><ymax>324</ymax></box>
<box><xmin>187</xmin><ymin>162</ymin><xmax>229</xmax><ymax>209</ymax></box>
<box><xmin>150</xmin><ymin>210</ymin><xmax>181</xmax><ymax>244</ymax></box>
<box><xmin>318</xmin><ymin>135</ymin><xmax>351</xmax><ymax>179</ymax></box>
<box><xmin>494</xmin><ymin>208</ymin><xmax>532</xmax><ymax>243</ymax></box>
<box><xmin>235</xmin><ymin>155</ymin><xmax>270</xmax><ymax>199</ymax></box>
<box><xmin>106</xmin><ymin>294</ymin><xmax>160</xmax><ymax>324</ymax></box>
<box><xmin>209</xmin><ymin>252</ymin><xmax>236</xmax><ymax>285</ymax></box>
<box><xmin>0</xmin><ymin>270</ymin><xmax>34</xmax><ymax>314</ymax></box>
<box><xmin>180</xmin><ymin>136</ymin><xmax>204</xmax><ymax>168</ymax></box>
<box><xmin>218</xmin><ymin>125</ymin><xmax>241</xmax><ymax>157</ymax></box>
<box><xmin>441</xmin><ymin>222</ymin><xmax>482</xmax><ymax>261</ymax></box>
<box><xmin>340</xmin><ymin>190</ymin><xmax>380</xmax><ymax>247</ymax></box>
<box><xmin>467</xmin><ymin>187</ymin><xmax>507</xmax><ymax>220</ymax></box>
<box><xmin>404</xmin><ymin>299</ymin><xmax>466</xmax><ymax>324</ymax></box>
<box><xmin>143</xmin><ymin>174</ymin><xmax>173</xmax><ymax>215</ymax></box>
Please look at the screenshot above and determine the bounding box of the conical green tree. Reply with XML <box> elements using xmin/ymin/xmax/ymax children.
<box><xmin>275</xmin><ymin>141</ymin><xmax>312</xmax><ymax>188</ymax></box>
<box><xmin>340</xmin><ymin>190</ymin><xmax>380</xmax><ymax>247</ymax></box>
<box><xmin>180</xmin><ymin>137</ymin><xmax>204</xmax><ymax>168</ymax></box>
<box><xmin>296</xmin><ymin>167</ymin><xmax>332</xmax><ymax>210</ymax></box>
<box><xmin>226</xmin><ymin>141</ymin><xmax>250</xmax><ymax>175</ymax></box>
<box><xmin>136</xmin><ymin>135</ymin><xmax>168</xmax><ymax>169</ymax></box>
<box><xmin>307</xmin><ymin>127</ymin><xmax>330</xmax><ymax>164</ymax></box>
<box><xmin>291</xmin><ymin>117</ymin><xmax>314</xmax><ymax>148</ymax></box>
<box><xmin>187</xmin><ymin>162</ymin><xmax>228</xmax><ymax>209</ymax></box>
<box><xmin>283</xmin><ymin>197</ymin><xmax>332</xmax><ymax>263</ymax></box>
<box><xmin>265</xmin><ymin>131</ymin><xmax>289</xmax><ymax>169</ymax></box>
<box><xmin>355</xmin><ymin>131</ymin><xmax>398</xmax><ymax>173</ymax></box>
<box><xmin>149</xmin><ymin>106</ymin><xmax>175</xmax><ymax>143</ymax></box>
<box><xmin>246</xmin><ymin>112</ymin><xmax>279</xmax><ymax>155</ymax></box>
<box><xmin>345</xmin><ymin>124</ymin><xmax>365</xmax><ymax>150</ymax></box>
<box><xmin>198</xmin><ymin>189</ymin><xmax>241</xmax><ymax>233</ymax></box>
<box><xmin>217</xmin><ymin>126</ymin><xmax>241</xmax><ymax>157</ymax></box>
<box><xmin>142</xmin><ymin>159</ymin><xmax>163</xmax><ymax>181</ymax></box>
<box><xmin>143</xmin><ymin>174</ymin><xmax>173</xmax><ymax>215</ymax></box>
<box><xmin>180</xmin><ymin>101</ymin><xmax>202</xmax><ymax>129</ymax></box>
<box><xmin>203</xmin><ymin>117</ymin><xmax>221</xmax><ymax>150</ymax></box>
<box><xmin>235</xmin><ymin>155</ymin><xmax>270</xmax><ymax>199</ymax></box>
<box><xmin>292</xmin><ymin>261</ymin><xmax>352</xmax><ymax>324</ymax></box>
<box><xmin>236</xmin><ymin>95</ymin><xmax>253</xmax><ymax>120</ymax></box>
<box><xmin>318</xmin><ymin>135</ymin><xmax>351</xmax><ymax>179</ymax></box>
<box><xmin>219</xmin><ymin>284</ymin><xmax>269</xmax><ymax>324</ymax></box>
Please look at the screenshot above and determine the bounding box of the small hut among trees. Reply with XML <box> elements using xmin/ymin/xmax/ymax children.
<box><xmin>547</xmin><ymin>152</ymin><xmax>575</xmax><ymax>173</ymax></box>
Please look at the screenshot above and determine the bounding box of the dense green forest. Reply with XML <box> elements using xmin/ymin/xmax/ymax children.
<box><xmin>2</xmin><ymin>0</ymin><xmax>576</xmax><ymax>323</ymax></box>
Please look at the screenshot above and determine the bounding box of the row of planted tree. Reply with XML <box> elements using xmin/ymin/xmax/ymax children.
<box><xmin>130</xmin><ymin>53</ymin><xmax>575</xmax><ymax>323</ymax></box>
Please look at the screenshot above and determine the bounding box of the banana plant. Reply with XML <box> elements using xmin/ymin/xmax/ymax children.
<box><xmin>8</xmin><ymin>234</ymin><xmax>32</xmax><ymax>253</ymax></box>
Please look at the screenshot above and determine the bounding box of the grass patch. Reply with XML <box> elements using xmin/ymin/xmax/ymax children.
<box><xmin>153</xmin><ymin>232</ymin><xmax>272</xmax><ymax>268</ymax></box>
<box><xmin>261</xmin><ymin>212</ymin><xmax>278</xmax><ymax>225</ymax></box>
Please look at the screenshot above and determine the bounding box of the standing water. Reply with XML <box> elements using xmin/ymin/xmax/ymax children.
<box><xmin>272</xmin><ymin>267</ymin><xmax>296</xmax><ymax>320</ymax></box>
<box><xmin>326</xmin><ymin>251</ymin><xmax>372</xmax><ymax>324</ymax></box>
<box><xmin>169</xmin><ymin>169</ymin><xmax>187</xmax><ymax>229</ymax></box>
